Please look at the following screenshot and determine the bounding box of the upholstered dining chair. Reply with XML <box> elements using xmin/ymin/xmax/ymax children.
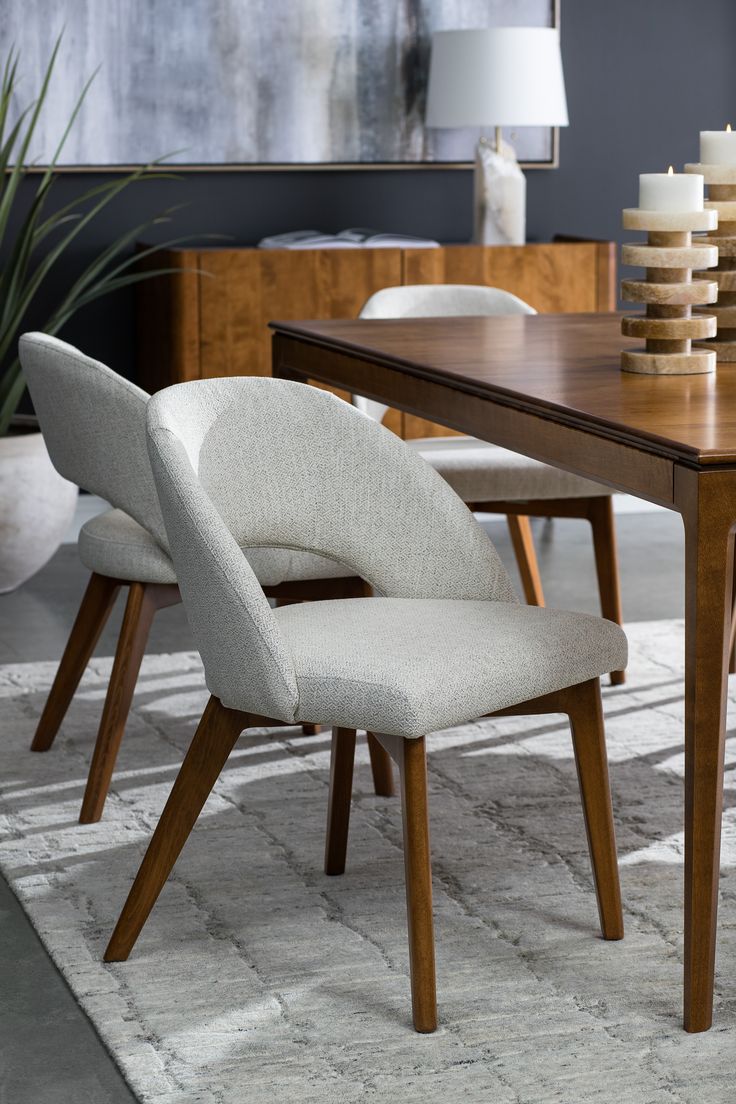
<box><xmin>104</xmin><ymin>375</ymin><xmax>627</xmax><ymax>1034</ymax></box>
<box><xmin>357</xmin><ymin>284</ymin><xmax>625</xmax><ymax>686</ymax></box>
<box><xmin>18</xmin><ymin>333</ymin><xmax>392</xmax><ymax>824</ymax></box>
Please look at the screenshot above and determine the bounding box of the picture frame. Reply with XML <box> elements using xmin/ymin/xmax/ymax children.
<box><xmin>8</xmin><ymin>0</ymin><xmax>560</xmax><ymax>172</ymax></box>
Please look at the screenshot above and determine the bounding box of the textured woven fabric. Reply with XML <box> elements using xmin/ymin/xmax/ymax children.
<box><xmin>147</xmin><ymin>376</ymin><xmax>627</xmax><ymax>731</ymax></box>
<box><xmin>354</xmin><ymin>286</ymin><xmax>612</xmax><ymax>502</ymax></box>
<box><xmin>408</xmin><ymin>437</ymin><xmax>610</xmax><ymax>502</ymax></box>
<box><xmin>146</xmin><ymin>376</ymin><xmax>517</xmax><ymax>719</ymax></box>
<box><xmin>277</xmin><ymin>597</ymin><xmax>627</xmax><ymax>737</ymax></box>
<box><xmin>78</xmin><ymin>509</ymin><xmax>355</xmax><ymax>587</ymax></box>
<box><xmin>19</xmin><ymin>333</ymin><xmax>357</xmax><ymax>591</ymax></box>
<box><xmin>79</xmin><ymin>510</ymin><xmax>177</xmax><ymax>583</ymax></box>
<box><xmin>19</xmin><ymin>333</ymin><xmax>168</xmax><ymax>546</ymax></box>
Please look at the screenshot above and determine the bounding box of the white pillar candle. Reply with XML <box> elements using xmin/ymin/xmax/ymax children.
<box><xmin>639</xmin><ymin>167</ymin><xmax>703</xmax><ymax>212</ymax></box>
<box><xmin>700</xmin><ymin>125</ymin><xmax>736</xmax><ymax>165</ymax></box>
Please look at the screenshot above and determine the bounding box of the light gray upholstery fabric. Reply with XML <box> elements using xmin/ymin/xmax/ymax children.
<box><xmin>146</xmin><ymin>376</ymin><xmax>627</xmax><ymax>733</ymax></box>
<box><xmin>407</xmin><ymin>437</ymin><xmax>610</xmax><ymax>502</ymax></box>
<box><xmin>354</xmin><ymin>286</ymin><xmax>612</xmax><ymax>501</ymax></box>
<box><xmin>146</xmin><ymin>377</ymin><xmax>517</xmax><ymax>720</ymax></box>
<box><xmin>18</xmin><ymin>333</ymin><xmax>354</xmax><ymax>589</ymax></box>
<box><xmin>276</xmin><ymin>598</ymin><xmax>628</xmax><ymax>737</ymax></box>
<box><xmin>79</xmin><ymin>509</ymin><xmax>354</xmax><ymax>587</ymax></box>
<box><xmin>19</xmin><ymin>333</ymin><xmax>168</xmax><ymax>546</ymax></box>
<box><xmin>79</xmin><ymin>510</ymin><xmax>177</xmax><ymax>584</ymax></box>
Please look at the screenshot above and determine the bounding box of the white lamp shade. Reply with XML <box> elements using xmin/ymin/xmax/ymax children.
<box><xmin>426</xmin><ymin>27</ymin><xmax>569</xmax><ymax>129</ymax></box>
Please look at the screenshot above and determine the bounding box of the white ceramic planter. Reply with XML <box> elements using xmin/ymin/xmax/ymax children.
<box><xmin>0</xmin><ymin>432</ymin><xmax>77</xmax><ymax>593</ymax></box>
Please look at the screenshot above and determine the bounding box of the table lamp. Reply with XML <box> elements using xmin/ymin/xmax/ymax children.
<box><xmin>425</xmin><ymin>27</ymin><xmax>569</xmax><ymax>245</ymax></box>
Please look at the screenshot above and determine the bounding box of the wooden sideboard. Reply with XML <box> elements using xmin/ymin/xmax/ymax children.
<box><xmin>136</xmin><ymin>240</ymin><xmax>616</xmax><ymax>439</ymax></box>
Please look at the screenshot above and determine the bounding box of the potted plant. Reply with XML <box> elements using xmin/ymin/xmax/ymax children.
<box><xmin>0</xmin><ymin>40</ymin><xmax>186</xmax><ymax>592</ymax></box>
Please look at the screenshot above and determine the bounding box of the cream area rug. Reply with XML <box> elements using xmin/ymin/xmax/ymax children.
<box><xmin>2</xmin><ymin>620</ymin><xmax>736</xmax><ymax>1104</ymax></box>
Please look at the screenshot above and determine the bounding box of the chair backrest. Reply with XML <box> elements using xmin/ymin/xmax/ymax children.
<box><xmin>356</xmin><ymin>284</ymin><xmax>537</xmax><ymax>423</ymax></box>
<box><xmin>146</xmin><ymin>376</ymin><xmax>516</xmax><ymax>720</ymax></box>
<box><xmin>18</xmin><ymin>333</ymin><xmax>167</xmax><ymax>546</ymax></box>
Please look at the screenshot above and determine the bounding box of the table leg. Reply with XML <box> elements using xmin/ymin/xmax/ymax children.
<box><xmin>675</xmin><ymin>467</ymin><xmax>736</xmax><ymax>1032</ymax></box>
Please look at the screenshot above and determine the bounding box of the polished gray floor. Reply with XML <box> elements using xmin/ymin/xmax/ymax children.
<box><xmin>0</xmin><ymin>510</ymin><xmax>685</xmax><ymax>1103</ymax></box>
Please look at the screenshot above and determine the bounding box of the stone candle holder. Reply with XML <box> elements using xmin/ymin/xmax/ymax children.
<box><xmin>685</xmin><ymin>162</ymin><xmax>736</xmax><ymax>360</ymax></box>
<box><xmin>620</xmin><ymin>207</ymin><xmax>719</xmax><ymax>374</ymax></box>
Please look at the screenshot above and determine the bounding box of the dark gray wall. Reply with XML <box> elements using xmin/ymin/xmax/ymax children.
<box><xmin>7</xmin><ymin>0</ymin><xmax>736</xmax><ymax>390</ymax></box>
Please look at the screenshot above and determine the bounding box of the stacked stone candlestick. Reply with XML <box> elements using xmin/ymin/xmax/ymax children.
<box><xmin>620</xmin><ymin>207</ymin><xmax>718</xmax><ymax>374</ymax></box>
<box><xmin>685</xmin><ymin>161</ymin><xmax>736</xmax><ymax>360</ymax></box>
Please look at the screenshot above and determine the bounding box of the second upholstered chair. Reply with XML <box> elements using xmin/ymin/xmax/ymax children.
<box><xmin>104</xmin><ymin>375</ymin><xmax>627</xmax><ymax>1033</ymax></box>
<box><xmin>18</xmin><ymin>333</ymin><xmax>378</xmax><ymax>824</ymax></box>
<box><xmin>357</xmin><ymin>284</ymin><xmax>625</xmax><ymax>685</ymax></box>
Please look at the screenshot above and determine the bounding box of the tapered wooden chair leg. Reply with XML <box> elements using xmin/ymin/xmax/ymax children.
<box><xmin>587</xmin><ymin>497</ymin><xmax>626</xmax><ymax>686</ymax></box>
<box><xmin>399</xmin><ymin>736</ymin><xmax>437</xmax><ymax>1033</ymax></box>
<box><xmin>31</xmin><ymin>573</ymin><xmax>122</xmax><ymax>752</ymax></box>
<box><xmin>367</xmin><ymin>732</ymin><xmax>395</xmax><ymax>796</ymax></box>
<box><xmin>302</xmin><ymin>723</ymin><xmax>320</xmax><ymax>736</ymax></box>
<box><xmin>104</xmin><ymin>696</ymin><xmax>245</xmax><ymax>962</ymax></box>
<box><xmin>324</xmin><ymin>728</ymin><xmax>357</xmax><ymax>875</ymax></box>
<box><xmin>566</xmin><ymin>679</ymin><xmax>623</xmax><ymax>940</ymax></box>
<box><xmin>506</xmin><ymin>514</ymin><xmax>545</xmax><ymax>606</ymax></box>
<box><xmin>79</xmin><ymin>583</ymin><xmax>158</xmax><ymax>823</ymax></box>
<box><xmin>729</xmin><ymin>555</ymin><xmax>736</xmax><ymax>675</ymax></box>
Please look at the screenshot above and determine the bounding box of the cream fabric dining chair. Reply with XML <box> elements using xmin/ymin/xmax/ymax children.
<box><xmin>18</xmin><ymin>332</ymin><xmax>382</xmax><ymax>824</ymax></box>
<box><xmin>357</xmin><ymin>284</ymin><xmax>625</xmax><ymax>686</ymax></box>
<box><xmin>104</xmin><ymin>374</ymin><xmax>627</xmax><ymax>1033</ymax></box>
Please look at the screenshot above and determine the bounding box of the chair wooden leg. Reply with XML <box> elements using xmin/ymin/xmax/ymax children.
<box><xmin>31</xmin><ymin>573</ymin><xmax>122</xmax><ymax>752</ymax></box>
<box><xmin>565</xmin><ymin>679</ymin><xmax>624</xmax><ymax>940</ymax></box>
<box><xmin>587</xmin><ymin>497</ymin><xmax>626</xmax><ymax>686</ymax></box>
<box><xmin>367</xmin><ymin>732</ymin><xmax>395</xmax><ymax>797</ymax></box>
<box><xmin>399</xmin><ymin>736</ymin><xmax>437</xmax><ymax>1033</ymax></box>
<box><xmin>79</xmin><ymin>583</ymin><xmax>159</xmax><ymax>824</ymax></box>
<box><xmin>506</xmin><ymin>514</ymin><xmax>545</xmax><ymax>606</ymax></box>
<box><xmin>104</xmin><ymin>696</ymin><xmax>245</xmax><ymax>962</ymax></box>
<box><xmin>324</xmin><ymin>728</ymin><xmax>357</xmax><ymax>875</ymax></box>
<box><xmin>729</xmin><ymin>555</ymin><xmax>736</xmax><ymax>675</ymax></box>
<box><xmin>302</xmin><ymin>723</ymin><xmax>320</xmax><ymax>735</ymax></box>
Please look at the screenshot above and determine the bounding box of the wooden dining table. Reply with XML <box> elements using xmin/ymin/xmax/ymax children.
<box><xmin>270</xmin><ymin>309</ymin><xmax>736</xmax><ymax>1033</ymax></box>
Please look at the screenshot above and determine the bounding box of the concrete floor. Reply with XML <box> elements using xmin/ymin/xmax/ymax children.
<box><xmin>0</xmin><ymin>507</ymin><xmax>685</xmax><ymax>1103</ymax></box>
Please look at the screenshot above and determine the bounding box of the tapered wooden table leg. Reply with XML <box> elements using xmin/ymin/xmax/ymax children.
<box><xmin>31</xmin><ymin>573</ymin><xmax>122</xmax><ymax>752</ymax></box>
<box><xmin>675</xmin><ymin>467</ymin><xmax>736</xmax><ymax>1032</ymax></box>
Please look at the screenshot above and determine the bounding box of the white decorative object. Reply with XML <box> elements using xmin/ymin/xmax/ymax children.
<box><xmin>426</xmin><ymin>27</ymin><xmax>568</xmax><ymax>245</ymax></box>
<box><xmin>639</xmin><ymin>168</ymin><xmax>704</xmax><ymax>212</ymax></box>
<box><xmin>700</xmin><ymin>125</ymin><xmax>736</xmax><ymax>165</ymax></box>
<box><xmin>0</xmin><ymin>432</ymin><xmax>77</xmax><ymax>593</ymax></box>
<box><xmin>473</xmin><ymin>137</ymin><xmax>526</xmax><ymax>245</ymax></box>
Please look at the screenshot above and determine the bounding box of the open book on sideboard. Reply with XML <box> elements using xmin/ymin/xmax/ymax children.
<box><xmin>135</xmin><ymin>240</ymin><xmax>616</xmax><ymax>441</ymax></box>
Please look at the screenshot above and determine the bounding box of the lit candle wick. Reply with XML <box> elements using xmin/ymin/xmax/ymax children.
<box><xmin>728</xmin><ymin>123</ymin><xmax>732</xmax><ymax>132</ymax></box>
<box><xmin>667</xmin><ymin>165</ymin><xmax>674</xmax><ymax>175</ymax></box>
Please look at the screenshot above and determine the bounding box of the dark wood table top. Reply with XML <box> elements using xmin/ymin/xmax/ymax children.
<box><xmin>270</xmin><ymin>312</ymin><xmax>736</xmax><ymax>466</ymax></box>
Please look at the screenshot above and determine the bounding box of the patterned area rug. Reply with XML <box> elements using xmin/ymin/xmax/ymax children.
<box><xmin>1</xmin><ymin>620</ymin><xmax>736</xmax><ymax>1104</ymax></box>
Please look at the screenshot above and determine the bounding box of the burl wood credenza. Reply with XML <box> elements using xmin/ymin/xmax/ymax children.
<box><xmin>135</xmin><ymin>240</ymin><xmax>615</xmax><ymax>439</ymax></box>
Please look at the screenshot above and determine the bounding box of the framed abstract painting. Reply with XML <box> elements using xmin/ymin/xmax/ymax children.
<box><xmin>7</xmin><ymin>0</ymin><xmax>560</xmax><ymax>169</ymax></box>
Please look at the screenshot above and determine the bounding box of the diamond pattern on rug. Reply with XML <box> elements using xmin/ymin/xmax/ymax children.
<box><xmin>1</xmin><ymin>621</ymin><xmax>736</xmax><ymax>1103</ymax></box>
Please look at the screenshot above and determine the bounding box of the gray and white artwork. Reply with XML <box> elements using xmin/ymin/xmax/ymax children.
<box><xmin>5</xmin><ymin>0</ymin><xmax>556</xmax><ymax>167</ymax></box>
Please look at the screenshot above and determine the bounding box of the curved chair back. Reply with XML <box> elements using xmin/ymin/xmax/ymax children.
<box><xmin>356</xmin><ymin>283</ymin><xmax>537</xmax><ymax>423</ymax></box>
<box><xmin>146</xmin><ymin>376</ymin><xmax>516</xmax><ymax>719</ymax></box>
<box><xmin>18</xmin><ymin>333</ymin><xmax>167</xmax><ymax>546</ymax></box>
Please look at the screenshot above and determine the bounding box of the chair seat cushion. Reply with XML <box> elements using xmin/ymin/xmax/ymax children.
<box><xmin>275</xmin><ymin>597</ymin><xmax>627</xmax><ymax>738</ymax></box>
<box><xmin>407</xmin><ymin>437</ymin><xmax>611</xmax><ymax>503</ymax></box>
<box><xmin>79</xmin><ymin>509</ymin><xmax>354</xmax><ymax>586</ymax></box>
